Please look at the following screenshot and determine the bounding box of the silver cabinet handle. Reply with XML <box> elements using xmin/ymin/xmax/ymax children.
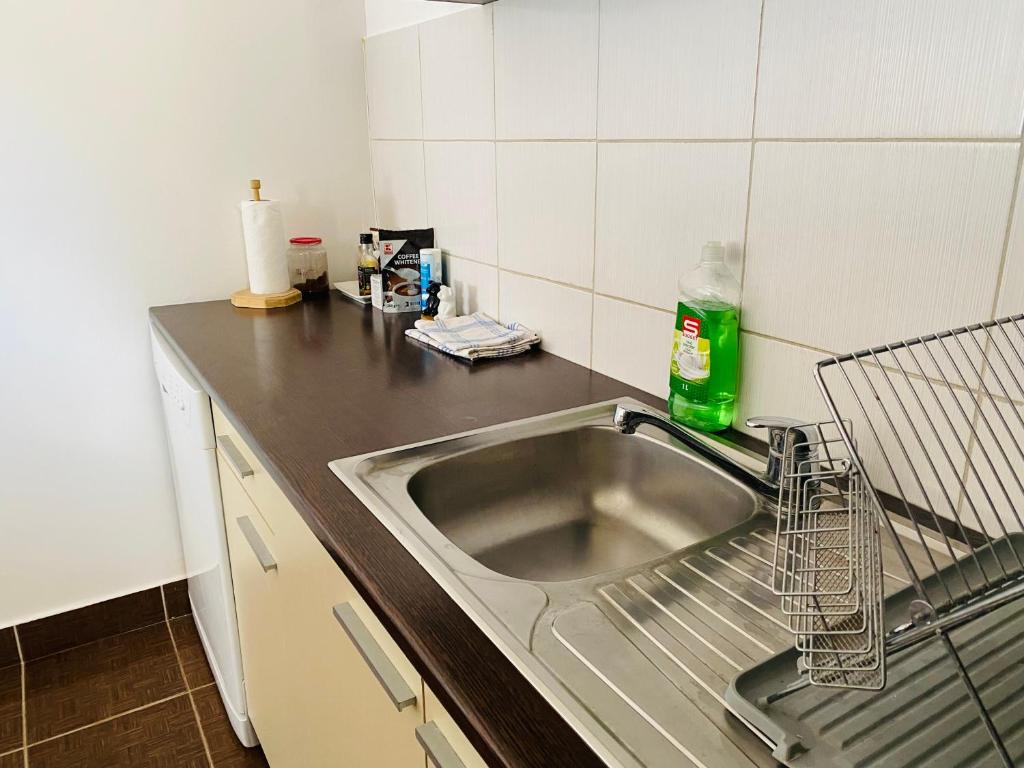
<box><xmin>416</xmin><ymin>722</ymin><xmax>466</xmax><ymax>768</ymax></box>
<box><xmin>217</xmin><ymin>435</ymin><xmax>254</xmax><ymax>478</ymax></box>
<box><xmin>236</xmin><ymin>516</ymin><xmax>277</xmax><ymax>573</ymax></box>
<box><xmin>332</xmin><ymin>603</ymin><xmax>417</xmax><ymax>712</ymax></box>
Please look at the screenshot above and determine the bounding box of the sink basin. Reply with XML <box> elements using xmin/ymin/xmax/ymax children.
<box><xmin>406</xmin><ymin>426</ymin><xmax>756</xmax><ymax>582</ymax></box>
<box><xmin>330</xmin><ymin>399</ymin><xmax>773</xmax><ymax>768</ymax></box>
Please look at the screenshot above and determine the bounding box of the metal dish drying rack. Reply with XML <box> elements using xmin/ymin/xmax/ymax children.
<box><xmin>728</xmin><ymin>314</ymin><xmax>1024</xmax><ymax>767</ymax></box>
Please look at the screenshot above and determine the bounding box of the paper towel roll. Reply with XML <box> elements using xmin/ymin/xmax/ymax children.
<box><xmin>239</xmin><ymin>200</ymin><xmax>289</xmax><ymax>295</ymax></box>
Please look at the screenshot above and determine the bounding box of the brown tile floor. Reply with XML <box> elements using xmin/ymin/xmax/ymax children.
<box><xmin>0</xmin><ymin>587</ymin><xmax>269</xmax><ymax>768</ymax></box>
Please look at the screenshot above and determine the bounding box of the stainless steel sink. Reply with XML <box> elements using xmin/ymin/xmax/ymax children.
<box><xmin>330</xmin><ymin>399</ymin><xmax>780</xmax><ymax>768</ymax></box>
<box><xmin>406</xmin><ymin>427</ymin><xmax>756</xmax><ymax>582</ymax></box>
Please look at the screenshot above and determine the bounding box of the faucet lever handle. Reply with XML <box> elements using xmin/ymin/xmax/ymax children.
<box><xmin>745</xmin><ymin>416</ymin><xmax>820</xmax><ymax>489</ymax></box>
<box><xmin>745</xmin><ymin>416</ymin><xmax>815</xmax><ymax>455</ymax></box>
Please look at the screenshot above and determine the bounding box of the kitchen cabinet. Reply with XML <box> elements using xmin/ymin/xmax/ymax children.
<box><xmin>220</xmin><ymin>464</ymin><xmax>293</xmax><ymax>766</ymax></box>
<box><xmin>423</xmin><ymin>685</ymin><xmax>489</xmax><ymax>768</ymax></box>
<box><xmin>214</xmin><ymin>403</ymin><xmax>483</xmax><ymax>767</ymax></box>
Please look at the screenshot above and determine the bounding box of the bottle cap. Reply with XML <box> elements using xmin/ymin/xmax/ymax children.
<box><xmin>289</xmin><ymin>237</ymin><xmax>322</xmax><ymax>245</ymax></box>
<box><xmin>702</xmin><ymin>241</ymin><xmax>725</xmax><ymax>262</ymax></box>
<box><xmin>359</xmin><ymin>233</ymin><xmax>373</xmax><ymax>244</ymax></box>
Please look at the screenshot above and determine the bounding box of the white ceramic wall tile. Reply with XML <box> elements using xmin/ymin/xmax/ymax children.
<box><xmin>996</xmin><ymin>171</ymin><xmax>1024</xmax><ymax>317</ymax></box>
<box><xmin>419</xmin><ymin>8</ymin><xmax>495</xmax><ymax>139</ymax></box>
<box><xmin>820</xmin><ymin>355</ymin><xmax>975</xmax><ymax>513</ymax></box>
<box><xmin>735</xmin><ymin>334</ymin><xmax>969</xmax><ymax>510</ymax></box>
<box><xmin>991</xmin><ymin>176</ymin><xmax>1024</xmax><ymax>400</ymax></box>
<box><xmin>424</xmin><ymin>142</ymin><xmax>498</xmax><ymax>264</ymax></box>
<box><xmin>745</xmin><ymin>142</ymin><xmax>1018</xmax><ymax>352</ymax></box>
<box><xmin>446</xmin><ymin>255</ymin><xmax>499</xmax><ymax>317</ymax></box>
<box><xmin>496</xmin><ymin>142</ymin><xmax>596</xmax><ymax>287</ymax></box>
<box><xmin>756</xmin><ymin>0</ymin><xmax>1024</xmax><ymax>138</ymax></box>
<box><xmin>493</xmin><ymin>0</ymin><xmax>599</xmax><ymax>139</ymax></box>
<box><xmin>962</xmin><ymin>397</ymin><xmax>1024</xmax><ymax>538</ymax></box>
<box><xmin>595</xmin><ymin>143</ymin><xmax>750</xmax><ymax>310</ymax></box>
<box><xmin>591</xmin><ymin>297</ymin><xmax>674</xmax><ymax>399</ymax></box>
<box><xmin>597</xmin><ymin>0</ymin><xmax>760</xmax><ymax>139</ymax></box>
<box><xmin>499</xmin><ymin>271</ymin><xmax>593</xmax><ymax>366</ymax></box>
<box><xmin>365</xmin><ymin>26</ymin><xmax>422</xmax><ymax>140</ymax></box>
<box><xmin>734</xmin><ymin>334</ymin><xmax>830</xmax><ymax>436</ymax></box>
<box><xmin>371</xmin><ymin>140</ymin><xmax>428</xmax><ymax>228</ymax></box>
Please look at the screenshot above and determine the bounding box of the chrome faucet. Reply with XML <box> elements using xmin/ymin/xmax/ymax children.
<box><xmin>612</xmin><ymin>404</ymin><xmax>817</xmax><ymax>499</ymax></box>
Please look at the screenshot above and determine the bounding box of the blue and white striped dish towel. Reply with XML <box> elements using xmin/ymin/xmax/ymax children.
<box><xmin>405</xmin><ymin>313</ymin><xmax>540</xmax><ymax>361</ymax></box>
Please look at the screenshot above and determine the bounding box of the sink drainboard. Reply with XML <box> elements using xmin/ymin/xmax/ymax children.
<box><xmin>329</xmin><ymin>399</ymin><xmax>950</xmax><ymax>768</ymax></box>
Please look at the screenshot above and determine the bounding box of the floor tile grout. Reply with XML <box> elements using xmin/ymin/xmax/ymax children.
<box><xmin>163</xmin><ymin>589</ymin><xmax>214</xmax><ymax>768</ymax></box>
<box><xmin>10</xmin><ymin>585</ymin><xmax>213</xmax><ymax>766</ymax></box>
<box><xmin>13</xmin><ymin>628</ymin><xmax>26</xmax><ymax>768</ymax></box>
<box><xmin>21</xmin><ymin>682</ymin><xmax>216</xmax><ymax>754</ymax></box>
<box><xmin>17</xmin><ymin>617</ymin><xmax>214</xmax><ymax>756</ymax></box>
<box><xmin>18</xmin><ymin>617</ymin><xmax>174</xmax><ymax>667</ymax></box>
<box><xmin>24</xmin><ymin>691</ymin><xmax>193</xmax><ymax>750</ymax></box>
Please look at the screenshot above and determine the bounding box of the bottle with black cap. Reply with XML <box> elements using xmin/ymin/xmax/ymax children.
<box><xmin>356</xmin><ymin>233</ymin><xmax>378</xmax><ymax>297</ymax></box>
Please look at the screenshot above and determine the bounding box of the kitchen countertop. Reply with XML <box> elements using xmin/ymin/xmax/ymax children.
<box><xmin>150</xmin><ymin>296</ymin><xmax>985</xmax><ymax>768</ymax></box>
<box><xmin>152</xmin><ymin>294</ymin><xmax>742</xmax><ymax>768</ymax></box>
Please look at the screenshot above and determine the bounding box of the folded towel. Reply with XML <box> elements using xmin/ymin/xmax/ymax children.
<box><xmin>406</xmin><ymin>313</ymin><xmax>540</xmax><ymax>362</ymax></box>
<box><xmin>413</xmin><ymin>313</ymin><xmax>528</xmax><ymax>350</ymax></box>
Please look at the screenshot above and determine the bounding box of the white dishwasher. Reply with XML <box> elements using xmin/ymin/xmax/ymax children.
<box><xmin>151</xmin><ymin>324</ymin><xmax>258</xmax><ymax>747</ymax></box>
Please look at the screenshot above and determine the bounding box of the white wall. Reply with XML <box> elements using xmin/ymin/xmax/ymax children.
<box><xmin>364</xmin><ymin>0</ymin><xmax>1024</xmax><ymax>523</ymax></box>
<box><xmin>365</xmin><ymin>0</ymin><xmax>468</xmax><ymax>37</ymax></box>
<box><xmin>0</xmin><ymin>0</ymin><xmax>372</xmax><ymax>626</ymax></box>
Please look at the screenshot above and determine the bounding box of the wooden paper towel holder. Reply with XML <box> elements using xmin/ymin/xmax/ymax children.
<box><xmin>230</xmin><ymin>287</ymin><xmax>301</xmax><ymax>309</ymax></box>
<box><xmin>231</xmin><ymin>179</ymin><xmax>302</xmax><ymax>309</ymax></box>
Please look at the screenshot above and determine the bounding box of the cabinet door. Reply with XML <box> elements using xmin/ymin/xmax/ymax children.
<box><xmin>422</xmin><ymin>685</ymin><xmax>488</xmax><ymax>768</ymax></box>
<box><xmin>215</xmin><ymin>401</ymin><xmax>427</xmax><ymax>767</ymax></box>
<box><xmin>271</xmin><ymin>497</ymin><xmax>427</xmax><ymax>768</ymax></box>
<box><xmin>219</xmin><ymin>456</ymin><xmax>298</xmax><ymax>767</ymax></box>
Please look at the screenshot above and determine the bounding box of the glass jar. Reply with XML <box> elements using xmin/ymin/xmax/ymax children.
<box><xmin>287</xmin><ymin>237</ymin><xmax>329</xmax><ymax>296</ymax></box>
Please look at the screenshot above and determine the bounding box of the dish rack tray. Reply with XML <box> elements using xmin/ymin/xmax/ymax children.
<box><xmin>728</xmin><ymin>313</ymin><xmax>1024</xmax><ymax>768</ymax></box>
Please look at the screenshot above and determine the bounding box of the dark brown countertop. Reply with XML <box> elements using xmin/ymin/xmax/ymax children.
<box><xmin>150</xmin><ymin>295</ymin><xmax>674</xmax><ymax>768</ymax></box>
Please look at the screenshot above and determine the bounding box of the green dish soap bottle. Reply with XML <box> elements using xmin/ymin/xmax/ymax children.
<box><xmin>668</xmin><ymin>241</ymin><xmax>740</xmax><ymax>433</ymax></box>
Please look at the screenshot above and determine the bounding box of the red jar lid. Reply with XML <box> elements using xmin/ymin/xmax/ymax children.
<box><xmin>289</xmin><ymin>237</ymin><xmax>322</xmax><ymax>245</ymax></box>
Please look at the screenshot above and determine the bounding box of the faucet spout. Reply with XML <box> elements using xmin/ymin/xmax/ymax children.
<box><xmin>612</xmin><ymin>404</ymin><xmax>777</xmax><ymax>497</ymax></box>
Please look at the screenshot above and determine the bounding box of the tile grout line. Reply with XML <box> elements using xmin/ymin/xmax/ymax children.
<box><xmin>588</xmin><ymin>0</ymin><xmax>602</xmax><ymax>367</ymax></box>
<box><xmin>593</xmin><ymin>291</ymin><xmax>673</xmax><ymax>316</ymax></box>
<box><xmin>498</xmin><ymin>267</ymin><xmax>592</xmax><ymax>295</ymax></box>
<box><xmin>19</xmin><ymin>618</ymin><xmax>171</xmax><ymax>667</ymax></box>
<box><xmin>17</xmin><ymin>676</ymin><xmax>216</xmax><ymax>754</ymax></box>
<box><xmin>417</xmin><ymin>24</ymin><xmax>429</xmax><ymax>224</ymax></box>
<box><xmin>362</xmin><ymin>37</ymin><xmax>381</xmax><ymax>229</ymax></box>
<box><xmin>368</xmin><ymin>136</ymin><xmax>1024</xmax><ymax>145</ymax></box>
<box><xmin>740</xmin><ymin>328</ymin><xmax>992</xmax><ymax>397</ymax></box>
<box><xmin>162</xmin><ymin>588</ymin><xmax>215</xmax><ymax>767</ymax></box>
<box><xmin>24</xmin><ymin>691</ymin><xmax>195</xmax><ymax>751</ymax></box>
<box><xmin>738</xmin><ymin>0</ymin><xmax>767</xmax><ymax>296</ymax></box>
<box><xmin>13</xmin><ymin>628</ymin><xmax>26</xmax><ymax>768</ymax></box>
<box><xmin>739</xmin><ymin>327</ymin><xmax>834</xmax><ymax>357</ymax></box>
<box><xmin>491</xmin><ymin>6</ymin><xmax>502</xmax><ymax>321</ymax></box>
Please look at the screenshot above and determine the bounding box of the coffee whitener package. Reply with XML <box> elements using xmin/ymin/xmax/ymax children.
<box><xmin>376</xmin><ymin>228</ymin><xmax>434</xmax><ymax>313</ymax></box>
